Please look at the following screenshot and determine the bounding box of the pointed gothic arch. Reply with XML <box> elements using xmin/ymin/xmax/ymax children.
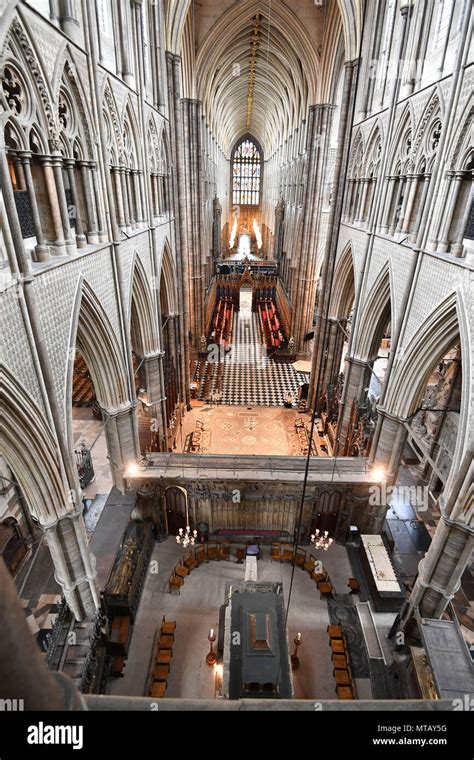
<box><xmin>0</xmin><ymin>365</ymin><xmax>67</xmax><ymax>525</ymax></box>
<box><xmin>129</xmin><ymin>255</ymin><xmax>160</xmax><ymax>357</ymax></box>
<box><xmin>353</xmin><ymin>264</ymin><xmax>392</xmax><ymax>361</ymax></box>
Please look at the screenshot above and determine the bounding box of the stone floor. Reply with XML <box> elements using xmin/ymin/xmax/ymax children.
<box><xmin>72</xmin><ymin>407</ymin><xmax>113</xmax><ymax>499</ymax></box>
<box><xmin>109</xmin><ymin>538</ymin><xmax>364</xmax><ymax>701</ymax></box>
<box><xmin>181</xmin><ymin>404</ymin><xmax>318</xmax><ymax>457</ymax></box>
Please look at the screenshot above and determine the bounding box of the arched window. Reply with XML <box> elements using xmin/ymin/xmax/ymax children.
<box><xmin>232</xmin><ymin>137</ymin><xmax>262</xmax><ymax>206</ymax></box>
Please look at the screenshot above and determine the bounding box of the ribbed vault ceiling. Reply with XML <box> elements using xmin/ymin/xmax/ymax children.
<box><xmin>195</xmin><ymin>2</ymin><xmax>320</xmax><ymax>157</ymax></box>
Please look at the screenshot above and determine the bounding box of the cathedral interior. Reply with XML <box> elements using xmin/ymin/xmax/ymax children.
<box><xmin>0</xmin><ymin>0</ymin><xmax>473</xmax><ymax>715</ymax></box>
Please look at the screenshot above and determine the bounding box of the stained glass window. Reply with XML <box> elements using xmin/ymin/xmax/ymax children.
<box><xmin>232</xmin><ymin>138</ymin><xmax>261</xmax><ymax>206</ymax></box>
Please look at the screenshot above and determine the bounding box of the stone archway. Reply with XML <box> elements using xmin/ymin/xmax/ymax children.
<box><xmin>0</xmin><ymin>365</ymin><xmax>98</xmax><ymax>620</ymax></box>
<box><xmin>66</xmin><ymin>279</ymin><xmax>138</xmax><ymax>490</ymax></box>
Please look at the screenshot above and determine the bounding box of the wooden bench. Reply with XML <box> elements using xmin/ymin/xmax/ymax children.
<box><xmin>153</xmin><ymin>664</ymin><xmax>170</xmax><ymax>681</ymax></box>
<box><xmin>327</xmin><ymin>624</ymin><xmax>343</xmax><ymax>639</ymax></box>
<box><xmin>330</xmin><ymin>639</ymin><xmax>346</xmax><ymax>655</ymax></box>
<box><xmin>334</xmin><ymin>669</ymin><xmax>351</xmax><ymax>686</ymax></box>
<box><xmin>207</xmin><ymin>544</ymin><xmax>218</xmax><ymax>560</ymax></box>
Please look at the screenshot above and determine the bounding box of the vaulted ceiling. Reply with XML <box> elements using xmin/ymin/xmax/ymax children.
<box><xmin>166</xmin><ymin>0</ymin><xmax>361</xmax><ymax>156</ymax></box>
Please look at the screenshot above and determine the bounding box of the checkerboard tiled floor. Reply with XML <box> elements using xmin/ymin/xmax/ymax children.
<box><xmin>197</xmin><ymin>308</ymin><xmax>306</xmax><ymax>406</ymax></box>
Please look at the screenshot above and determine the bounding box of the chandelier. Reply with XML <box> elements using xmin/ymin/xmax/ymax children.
<box><xmin>176</xmin><ymin>526</ymin><xmax>197</xmax><ymax>548</ymax></box>
<box><xmin>310</xmin><ymin>529</ymin><xmax>333</xmax><ymax>551</ymax></box>
<box><xmin>176</xmin><ymin>492</ymin><xmax>197</xmax><ymax>548</ymax></box>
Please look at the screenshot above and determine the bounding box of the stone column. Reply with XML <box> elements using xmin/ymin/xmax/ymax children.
<box><xmin>369</xmin><ymin>408</ymin><xmax>408</xmax><ymax>478</ymax></box>
<box><xmin>111</xmin><ymin>166</ymin><xmax>126</xmax><ymax>230</ymax></box>
<box><xmin>126</xmin><ymin>169</ymin><xmax>137</xmax><ymax>229</ymax></box>
<box><xmin>409</xmin><ymin>172</ymin><xmax>430</xmax><ymax>243</ymax></box>
<box><xmin>451</xmin><ymin>184</ymin><xmax>472</xmax><ymax>257</ymax></box>
<box><xmin>64</xmin><ymin>158</ymin><xmax>87</xmax><ymax>248</ymax></box>
<box><xmin>18</xmin><ymin>151</ymin><xmax>49</xmax><ymax>262</ymax></box>
<box><xmin>379</xmin><ymin>176</ymin><xmax>397</xmax><ymax>233</ymax></box>
<box><xmin>133</xmin><ymin>170</ymin><xmax>146</xmax><ymax>227</ymax></box>
<box><xmin>335</xmin><ymin>356</ymin><xmax>370</xmax><ymax>454</ymax></box>
<box><xmin>388</xmin><ymin>177</ymin><xmax>405</xmax><ymax>235</ymax></box>
<box><xmin>101</xmin><ymin>402</ymin><xmax>140</xmax><ymax>491</ymax></box>
<box><xmin>44</xmin><ymin>511</ymin><xmax>99</xmax><ymax>621</ymax></box>
<box><xmin>395</xmin><ymin>176</ymin><xmax>410</xmax><ymax>234</ymax></box>
<box><xmin>139</xmin><ymin>350</ymin><xmax>167</xmax><ymax>450</ymax></box>
<box><xmin>437</xmin><ymin>171</ymin><xmax>464</xmax><ymax>252</ymax></box>
<box><xmin>212</xmin><ymin>195</ymin><xmax>222</xmax><ymax>260</ymax></box>
<box><xmin>400</xmin><ymin>173</ymin><xmax>419</xmax><ymax>234</ymax></box>
<box><xmin>355</xmin><ymin>178</ymin><xmax>369</xmax><ymax>224</ymax></box>
<box><xmin>40</xmin><ymin>155</ymin><xmax>67</xmax><ymax>256</ymax></box>
<box><xmin>78</xmin><ymin>160</ymin><xmax>99</xmax><ymax>244</ymax></box>
<box><xmin>50</xmin><ymin>150</ymin><xmax>76</xmax><ymax>254</ymax></box>
<box><xmin>120</xmin><ymin>166</ymin><xmax>132</xmax><ymax>232</ymax></box>
<box><xmin>90</xmin><ymin>162</ymin><xmax>106</xmax><ymax>241</ymax></box>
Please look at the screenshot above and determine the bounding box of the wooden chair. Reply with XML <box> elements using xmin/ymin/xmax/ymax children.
<box><xmin>336</xmin><ymin>685</ymin><xmax>354</xmax><ymax>700</ymax></box>
<box><xmin>334</xmin><ymin>669</ymin><xmax>351</xmax><ymax>686</ymax></box>
<box><xmin>169</xmin><ymin>573</ymin><xmax>183</xmax><ymax>595</ymax></box>
<box><xmin>207</xmin><ymin>543</ymin><xmax>218</xmax><ymax>560</ymax></box>
<box><xmin>194</xmin><ymin>545</ymin><xmax>207</xmax><ymax>564</ymax></box>
<box><xmin>183</xmin><ymin>551</ymin><xmax>198</xmax><ymax>571</ymax></box>
<box><xmin>218</xmin><ymin>542</ymin><xmax>230</xmax><ymax>561</ymax></box>
<box><xmin>236</xmin><ymin>547</ymin><xmax>245</xmax><ymax>564</ymax></box>
<box><xmin>282</xmin><ymin>544</ymin><xmax>293</xmax><ymax>562</ymax></box>
<box><xmin>153</xmin><ymin>664</ymin><xmax>170</xmax><ymax>681</ymax></box>
<box><xmin>150</xmin><ymin>681</ymin><xmax>166</xmax><ymax>698</ymax></box>
<box><xmin>330</xmin><ymin>639</ymin><xmax>345</xmax><ymax>654</ymax></box>
<box><xmin>304</xmin><ymin>556</ymin><xmax>316</xmax><ymax>574</ymax></box>
<box><xmin>318</xmin><ymin>581</ymin><xmax>333</xmax><ymax>599</ymax></box>
<box><xmin>295</xmin><ymin>548</ymin><xmax>306</xmax><ymax>567</ymax></box>
<box><xmin>161</xmin><ymin>616</ymin><xmax>176</xmax><ymax>635</ymax></box>
<box><xmin>270</xmin><ymin>543</ymin><xmax>282</xmax><ymax>561</ymax></box>
<box><xmin>348</xmin><ymin>577</ymin><xmax>360</xmax><ymax>594</ymax></box>
<box><xmin>331</xmin><ymin>653</ymin><xmax>348</xmax><ymax>670</ymax></box>
<box><xmin>157</xmin><ymin>649</ymin><xmax>172</xmax><ymax>665</ymax></box>
<box><xmin>159</xmin><ymin>634</ymin><xmax>174</xmax><ymax>649</ymax></box>
<box><xmin>327</xmin><ymin>624</ymin><xmax>343</xmax><ymax>639</ymax></box>
<box><xmin>312</xmin><ymin>570</ymin><xmax>328</xmax><ymax>584</ymax></box>
<box><xmin>175</xmin><ymin>563</ymin><xmax>189</xmax><ymax>579</ymax></box>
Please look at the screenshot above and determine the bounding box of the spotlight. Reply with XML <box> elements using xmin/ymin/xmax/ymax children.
<box><xmin>371</xmin><ymin>467</ymin><xmax>386</xmax><ymax>482</ymax></box>
<box><xmin>125</xmin><ymin>462</ymin><xmax>140</xmax><ymax>478</ymax></box>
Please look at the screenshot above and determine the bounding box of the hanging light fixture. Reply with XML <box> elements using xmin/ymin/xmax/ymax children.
<box><xmin>310</xmin><ymin>529</ymin><xmax>333</xmax><ymax>551</ymax></box>
<box><xmin>176</xmin><ymin>491</ymin><xmax>197</xmax><ymax>548</ymax></box>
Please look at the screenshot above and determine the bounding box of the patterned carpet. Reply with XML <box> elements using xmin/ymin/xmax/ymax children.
<box><xmin>197</xmin><ymin>308</ymin><xmax>306</xmax><ymax>406</ymax></box>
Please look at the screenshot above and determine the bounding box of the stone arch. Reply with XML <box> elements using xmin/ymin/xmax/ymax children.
<box><xmin>67</xmin><ymin>278</ymin><xmax>129</xmax><ymax>413</ymax></box>
<box><xmin>384</xmin><ymin>292</ymin><xmax>466</xmax><ymax>425</ymax></box>
<box><xmin>0</xmin><ymin>365</ymin><xmax>69</xmax><ymax>525</ymax></box>
<box><xmin>159</xmin><ymin>239</ymin><xmax>179</xmax><ymax>316</ymax></box>
<box><xmin>329</xmin><ymin>243</ymin><xmax>355</xmax><ymax>320</ymax></box>
<box><xmin>0</xmin><ymin>365</ymin><xmax>98</xmax><ymax>620</ymax></box>
<box><xmin>353</xmin><ymin>263</ymin><xmax>392</xmax><ymax>361</ymax></box>
<box><xmin>129</xmin><ymin>254</ymin><xmax>160</xmax><ymax>357</ymax></box>
<box><xmin>66</xmin><ymin>278</ymin><xmax>138</xmax><ymax>488</ymax></box>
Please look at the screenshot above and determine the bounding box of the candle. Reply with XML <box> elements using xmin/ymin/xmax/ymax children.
<box><xmin>209</xmin><ymin>628</ymin><xmax>214</xmax><ymax>638</ymax></box>
<box><xmin>296</xmin><ymin>632</ymin><xmax>302</xmax><ymax>643</ymax></box>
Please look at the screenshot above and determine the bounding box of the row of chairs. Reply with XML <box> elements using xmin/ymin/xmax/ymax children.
<box><xmin>270</xmin><ymin>543</ymin><xmax>305</xmax><ymax>565</ymax></box>
<box><xmin>147</xmin><ymin>616</ymin><xmax>177</xmax><ymax>698</ymax></box>
<box><xmin>327</xmin><ymin>624</ymin><xmax>357</xmax><ymax>700</ymax></box>
<box><xmin>169</xmin><ymin>543</ymin><xmax>232</xmax><ymax>593</ymax></box>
